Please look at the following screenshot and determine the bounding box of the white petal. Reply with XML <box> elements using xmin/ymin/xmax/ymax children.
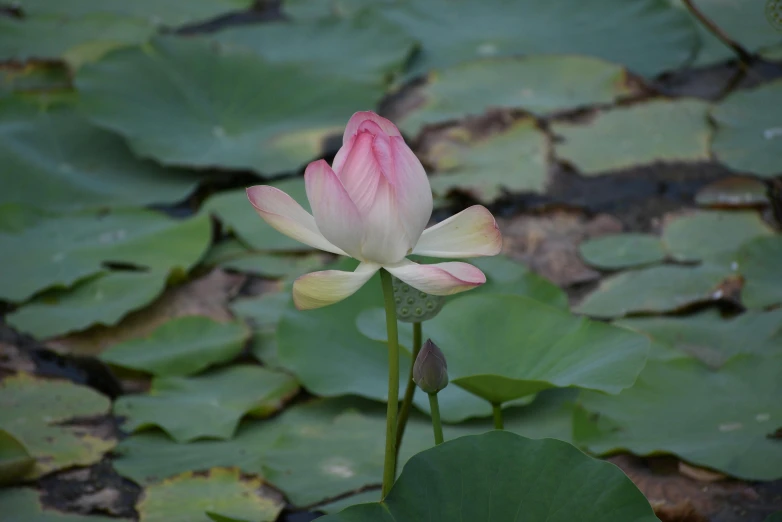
<box><xmin>388</xmin><ymin>136</ymin><xmax>433</xmax><ymax>245</ymax></box>
<box><xmin>360</xmin><ymin>179</ymin><xmax>412</xmax><ymax>265</ymax></box>
<box><xmin>414</xmin><ymin>205</ymin><xmax>502</xmax><ymax>258</ymax></box>
<box><xmin>304</xmin><ymin>160</ymin><xmax>364</xmax><ymax>259</ymax></box>
<box><xmin>292</xmin><ymin>262</ymin><xmax>380</xmax><ymax>310</ymax></box>
<box><xmin>385</xmin><ymin>259</ymin><xmax>486</xmax><ymax>296</ymax></box>
<box><xmin>246</xmin><ymin>186</ymin><xmax>346</xmax><ymax>255</ymax></box>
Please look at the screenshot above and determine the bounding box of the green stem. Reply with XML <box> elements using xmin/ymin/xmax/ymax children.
<box><xmin>428</xmin><ymin>393</ymin><xmax>444</xmax><ymax>445</ymax></box>
<box><xmin>492</xmin><ymin>402</ymin><xmax>504</xmax><ymax>430</ymax></box>
<box><xmin>379</xmin><ymin>269</ymin><xmax>400</xmax><ymax>499</ymax></box>
<box><xmin>395</xmin><ymin>321</ymin><xmax>422</xmax><ymax>459</ymax></box>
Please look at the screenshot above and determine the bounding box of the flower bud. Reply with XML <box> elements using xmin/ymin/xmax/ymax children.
<box><xmin>392</xmin><ymin>277</ymin><xmax>445</xmax><ymax>323</ymax></box>
<box><xmin>413</xmin><ymin>339</ymin><xmax>449</xmax><ymax>394</ymax></box>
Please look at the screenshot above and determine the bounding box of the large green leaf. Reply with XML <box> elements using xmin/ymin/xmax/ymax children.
<box><xmin>711</xmin><ymin>79</ymin><xmax>782</xmax><ymax>177</ymax></box>
<box><xmin>0</xmin><ymin>429</ymin><xmax>34</xmax><ymax>485</ymax></box>
<box><xmin>0</xmin><ymin>374</ymin><xmax>115</xmax><ymax>480</ymax></box>
<box><xmin>230</xmin><ymin>291</ymin><xmax>294</xmax><ymax>368</ymax></box>
<box><xmin>576</xmin><ymin>354</ymin><xmax>782</xmax><ymax>480</ymax></box>
<box><xmin>0</xmin><ymin>96</ymin><xmax>205</xmax><ymax>212</ymax></box>
<box><xmin>0</xmin><ymin>206</ymin><xmax>210</xmax><ymax>302</ymax></box>
<box><xmin>553</xmin><ymin>99</ymin><xmax>711</xmax><ymax>175</ymax></box>
<box><xmin>397</xmin><ymin>56</ymin><xmax>635</xmax><ymax>135</ymax></box>
<box><xmin>113</xmin><ymin>365</ymin><xmax>299</xmax><ymax>442</ymax></box>
<box><xmin>100</xmin><ymin>316</ymin><xmax>250</xmax><ymax>377</ymax></box>
<box><xmin>318</xmin><ymin>431</ymin><xmax>659</xmax><ymax>522</ymax></box>
<box><xmin>423</xmin><ymin>294</ymin><xmax>648</xmax><ymax>404</ymax></box>
<box><xmin>579</xmin><ymin>233</ymin><xmax>667</xmax><ymax>270</ymax></box>
<box><xmin>0</xmin><ymin>488</ymin><xmax>121</xmax><ymax>522</ymax></box>
<box><xmin>738</xmin><ymin>235</ymin><xmax>782</xmax><ymax>309</ymax></box>
<box><xmin>76</xmin><ymin>36</ymin><xmax>383</xmax><ymax>174</ymax></box>
<box><xmin>375</xmin><ymin>0</ymin><xmax>695</xmax><ymax>78</ymax></box>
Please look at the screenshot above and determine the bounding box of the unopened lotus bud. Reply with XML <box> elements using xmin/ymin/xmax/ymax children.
<box><xmin>413</xmin><ymin>339</ymin><xmax>449</xmax><ymax>394</ymax></box>
<box><xmin>392</xmin><ymin>277</ymin><xmax>445</xmax><ymax>323</ymax></box>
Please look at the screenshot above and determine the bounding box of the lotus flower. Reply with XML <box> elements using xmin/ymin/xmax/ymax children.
<box><xmin>246</xmin><ymin>111</ymin><xmax>502</xmax><ymax>310</ymax></box>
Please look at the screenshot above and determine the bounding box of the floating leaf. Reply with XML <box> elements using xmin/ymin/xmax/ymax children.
<box><xmin>77</xmin><ymin>36</ymin><xmax>382</xmax><ymax>174</ymax></box>
<box><xmin>579</xmin><ymin>234</ymin><xmax>666</xmax><ymax>269</ymax></box>
<box><xmin>0</xmin><ymin>206</ymin><xmax>210</xmax><ymax>302</ymax></box>
<box><xmin>398</xmin><ymin>55</ymin><xmax>635</xmax><ymax>135</ymax></box>
<box><xmin>221</xmin><ymin>253</ymin><xmax>324</xmax><ymax>279</ymax></box>
<box><xmin>0</xmin><ymin>96</ymin><xmax>205</xmax><ymax>212</ymax></box>
<box><xmin>711</xmin><ymin>79</ymin><xmax>782</xmax><ymax>177</ymax></box>
<box><xmin>695</xmin><ymin>177</ymin><xmax>769</xmax><ymax>208</ymax></box>
<box><xmin>318</xmin><ymin>431</ymin><xmax>658</xmax><ymax>522</ymax></box>
<box><xmin>662</xmin><ymin>210</ymin><xmax>773</xmax><ymax>262</ymax></box>
<box><xmin>231</xmin><ymin>291</ymin><xmax>293</xmax><ymax>368</ymax></box>
<box><xmin>426</xmin><ymin>119</ymin><xmax>549</xmax><ymax>201</ymax></box>
<box><xmin>137</xmin><ymin>468</ymin><xmax>283</xmax><ymax>522</ymax></box>
<box><xmin>7</xmin><ymin>271</ymin><xmax>169</xmax><ymax>339</ymax></box>
<box><xmin>553</xmin><ymin>99</ymin><xmax>711</xmax><ymax>175</ymax></box>
<box><xmin>576</xmin><ymin>355</ymin><xmax>782</xmax><ymax>480</ymax></box>
<box><xmin>468</xmin><ymin>256</ymin><xmax>568</xmax><ymax>309</ymax></box>
<box><xmin>100</xmin><ymin>316</ymin><xmax>250</xmax><ymax>377</ymax></box>
<box><xmin>0</xmin><ymin>374</ymin><xmax>115</xmax><ymax>479</ymax></box>
<box><xmin>0</xmin><ymin>488</ymin><xmax>121</xmax><ymax>522</ymax></box>
<box><xmin>0</xmin><ymin>429</ymin><xmax>34</xmax><ymax>486</ymax></box>
<box><xmin>738</xmin><ymin>235</ymin><xmax>782</xmax><ymax>309</ymax></box>
<box><xmin>114</xmin><ymin>365</ymin><xmax>299</xmax><ymax>442</ymax></box>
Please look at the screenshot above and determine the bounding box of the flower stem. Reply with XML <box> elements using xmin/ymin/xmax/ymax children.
<box><xmin>428</xmin><ymin>393</ymin><xmax>444</xmax><ymax>445</ymax></box>
<box><xmin>379</xmin><ymin>269</ymin><xmax>400</xmax><ymax>499</ymax></box>
<box><xmin>395</xmin><ymin>321</ymin><xmax>422</xmax><ymax>459</ymax></box>
<box><xmin>492</xmin><ymin>402</ymin><xmax>504</xmax><ymax>430</ymax></box>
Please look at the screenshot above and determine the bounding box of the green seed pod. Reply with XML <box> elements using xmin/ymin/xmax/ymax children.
<box><xmin>392</xmin><ymin>277</ymin><xmax>445</xmax><ymax>323</ymax></box>
<box><xmin>413</xmin><ymin>339</ymin><xmax>449</xmax><ymax>394</ymax></box>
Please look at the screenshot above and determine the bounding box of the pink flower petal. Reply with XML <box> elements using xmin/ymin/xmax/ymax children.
<box><xmin>246</xmin><ymin>185</ymin><xmax>346</xmax><ymax>255</ymax></box>
<box><xmin>385</xmin><ymin>259</ymin><xmax>486</xmax><ymax>296</ymax></box>
<box><xmin>334</xmin><ymin>131</ymin><xmax>383</xmax><ymax>214</ymax></box>
<box><xmin>292</xmin><ymin>262</ymin><xmax>380</xmax><ymax>310</ymax></box>
<box><xmin>304</xmin><ymin>160</ymin><xmax>364</xmax><ymax>259</ymax></box>
<box><xmin>342</xmin><ymin>111</ymin><xmax>401</xmax><ymax>145</ymax></box>
<box><xmin>414</xmin><ymin>205</ymin><xmax>502</xmax><ymax>258</ymax></box>
<box><xmin>388</xmin><ymin>135</ymin><xmax>433</xmax><ymax>246</ymax></box>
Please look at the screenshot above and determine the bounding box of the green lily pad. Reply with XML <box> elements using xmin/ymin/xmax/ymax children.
<box><xmin>0</xmin><ymin>488</ymin><xmax>122</xmax><ymax>522</ymax></box>
<box><xmin>204</xmin><ymin>179</ymin><xmax>311</xmax><ymax>252</ymax></box>
<box><xmin>0</xmin><ymin>206</ymin><xmax>210</xmax><ymax>303</ymax></box>
<box><xmin>318</xmin><ymin>431</ymin><xmax>658</xmax><ymax>522</ymax></box>
<box><xmin>426</xmin><ymin>118</ymin><xmax>549</xmax><ymax>201</ymax></box>
<box><xmin>766</xmin><ymin>513</ymin><xmax>782</xmax><ymax>522</ymax></box>
<box><xmin>114</xmin><ymin>365</ymin><xmax>299</xmax><ymax>442</ymax></box>
<box><xmin>0</xmin><ymin>95</ymin><xmax>205</xmax><ymax>212</ymax></box>
<box><xmin>422</xmin><ymin>294</ymin><xmax>648</xmax><ymax>404</ymax></box>
<box><xmin>711</xmin><ymin>79</ymin><xmax>782</xmax><ymax>177</ymax></box>
<box><xmin>0</xmin><ymin>374</ymin><xmax>115</xmax><ymax>480</ymax></box>
<box><xmin>398</xmin><ymin>55</ymin><xmax>635</xmax><ymax>135</ymax></box>
<box><xmin>137</xmin><ymin>468</ymin><xmax>283</xmax><ymax>522</ymax></box>
<box><xmin>7</xmin><ymin>270</ymin><xmax>169</xmax><ymax>339</ymax></box>
<box><xmin>662</xmin><ymin>210</ymin><xmax>774</xmax><ymax>262</ymax></box>
<box><xmin>579</xmin><ymin>234</ymin><xmax>667</xmax><ymax>269</ymax></box>
<box><xmin>575</xmin><ymin>354</ymin><xmax>782</xmax><ymax>480</ymax></box>
<box><xmin>553</xmin><ymin>99</ymin><xmax>711</xmax><ymax>175</ymax></box>
<box><xmin>100</xmin><ymin>316</ymin><xmax>250</xmax><ymax>377</ymax></box>
<box><xmin>468</xmin><ymin>255</ymin><xmax>568</xmax><ymax>308</ymax></box>
<box><xmin>0</xmin><ymin>62</ymin><xmax>71</xmax><ymax>93</ymax></box>
<box><xmin>0</xmin><ymin>429</ymin><xmax>35</xmax><ymax>485</ymax></box>
<box><xmin>231</xmin><ymin>291</ymin><xmax>293</xmax><ymax>368</ymax></box>
<box><xmin>575</xmin><ymin>263</ymin><xmax>736</xmax><ymax>318</ymax></box>
<box><xmin>375</xmin><ymin>0</ymin><xmax>695</xmax><ymax>78</ymax></box>
<box><xmin>738</xmin><ymin>235</ymin><xmax>782</xmax><ymax>309</ymax></box>
<box><xmin>76</xmin><ymin>35</ymin><xmax>382</xmax><ymax>174</ymax></box>
<box><xmin>203</xmin><ymin>237</ymin><xmax>325</xmax><ymax>276</ymax></box>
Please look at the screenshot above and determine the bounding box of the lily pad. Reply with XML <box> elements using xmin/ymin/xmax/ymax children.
<box><xmin>0</xmin><ymin>488</ymin><xmax>121</xmax><ymax>522</ymax></box>
<box><xmin>661</xmin><ymin>210</ymin><xmax>773</xmax><ymax>262</ymax></box>
<box><xmin>100</xmin><ymin>316</ymin><xmax>250</xmax><ymax>377</ymax></box>
<box><xmin>426</xmin><ymin>118</ymin><xmax>549</xmax><ymax>201</ymax></box>
<box><xmin>318</xmin><ymin>431</ymin><xmax>658</xmax><ymax>522</ymax></box>
<box><xmin>468</xmin><ymin>255</ymin><xmax>568</xmax><ymax>309</ymax></box>
<box><xmin>0</xmin><ymin>429</ymin><xmax>35</xmax><ymax>485</ymax></box>
<box><xmin>114</xmin><ymin>365</ymin><xmax>299</xmax><ymax>442</ymax></box>
<box><xmin>422</xmin><ymin>294</ymin><xmax>648</xmax><ymax>404</ymax></box>
<box><xmin>575</xmin><ymin>263</ymin><xmax>736</xmax><ymax>318</ymax></box>
<box><xmin>579</xmin><ymin>234</ymin><xmax>667</xmax><ymax>269</ymax></box>
<box><xmin>76</xmin><ymin>35</ymin><xmax>382</xmax><ymax>174</ymax></box>
<box><xmin>711</xmin><ymin>79</ymin><xmax>782</xmax><ymax>177</ymax></box>
<box><xmin>398</xmin><ymin>55</ymin><xmax>635</xmax><ymax>135</ymax></box>
<box><xmin>575</xmin><ymin>354</ymin><xmax>782</xmax><ymax>480</ymax></box>
<box><xmin>0</xmin><ymin>374</ymin><xmax>115</xmax><ymax>479</ymax></box>
<box><xmin>137</xmin><ymin>468</ymin><xmax>283</xmax><ymax>522</ymax></box>
<box><xmin>0</xmin><ymin>206</ymin><xmax>210</xmax><ymax>302</ymax></box>
<box><xmin>738</xmin><ymin>235</ymin><xmax>782</xmax><ymax>309</ymax></box>
<box><xmin>7</xmin><ymin>270</ymin><xmax>169</xmax><ymax>339</ymax></box>
<box><xmin>0</xmin><ymin>95</ymin><xmax>206</xmax><ymax>212</ymax></box>
<box><xmin>231</xmin><ymin>291</ymin><xmax>293</xmax><ymax>368</ymax></box>
<box><xmin>375</xmin><ymin>0</ymin><xmax>696</xmax><ymax>78</ymax></box>
<box><xmin>553</xmin><ymin>99</ymin><xmax>711</xmax><ymax>175</ymax></box>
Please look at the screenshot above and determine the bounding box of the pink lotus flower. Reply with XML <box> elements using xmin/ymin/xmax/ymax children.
<box><xmin>247</xmin><ymin>112</ymin><xmax>502</xmax><ymax>310</ymax></box>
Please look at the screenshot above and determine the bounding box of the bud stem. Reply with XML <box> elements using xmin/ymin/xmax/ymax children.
<box><xmin>379</xmin><ymin>269</ymin><xmax>400</xmax><ymax>499</ymax></box>
<box><xmin>427</xmin><ymin>392</ymin><xmax>444</xmax><ymax>445</ymax></box>
<box><xmin>395</xmin><ymin>321</ymin><xmax>422</xmax><ymax>461</ymax></box>
<box><xmin>492</xmin><ymin>402</ymin><xmax>504</xmax><ymax>430</ymax></box>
